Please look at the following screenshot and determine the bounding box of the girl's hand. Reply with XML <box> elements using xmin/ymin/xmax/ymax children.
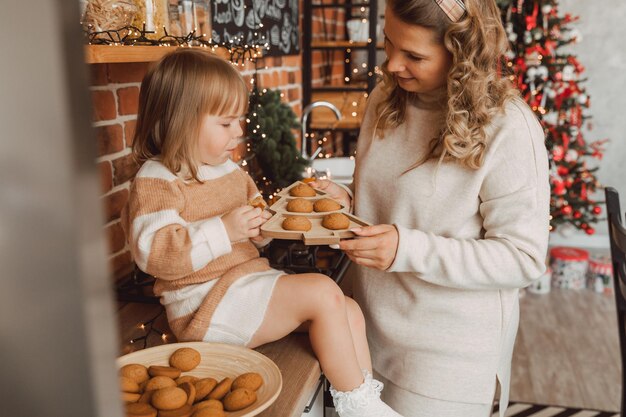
<box><xmin>250</xmin><ymin>210</ymin><xmax>273</xmax><ymax>244</ymax></box>
<box><xmin>309</xmin><ymin>179</ymin><xmax>351</xmax><ymax>210</ymax></box>
<box><xmin>222</xmin><ymin>206</ymin><xmax>264</xmax><ymax>242</ymax></box>
<box><xmin>339</xmin><ymin>224</ymin><xmax>399</xmax><ymax>270</ymax></box>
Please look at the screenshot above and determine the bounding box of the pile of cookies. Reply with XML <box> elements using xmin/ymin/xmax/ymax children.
<box><xmin>282</xmin><ymin>183</ymin><xmax>350</xmax><ymax>232</ymax></box>
<box><xmin>120</xmin><ymin>347</ymin><xmax>264</xmax><ymax>417</ymax></box>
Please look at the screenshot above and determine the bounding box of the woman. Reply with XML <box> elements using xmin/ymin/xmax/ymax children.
<box><xmin>312</xmin><ymin>0</ymin><xmax>550</xmax><ymax>416</ymax></box>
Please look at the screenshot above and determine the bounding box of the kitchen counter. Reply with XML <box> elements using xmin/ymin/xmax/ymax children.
<box><xmin>255</xmin><ymin>333</ymin><xmax>323</xmax><ymax>417</ymax></box>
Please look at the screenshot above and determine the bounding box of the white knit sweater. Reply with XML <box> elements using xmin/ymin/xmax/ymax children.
<box><xmin>350</xmin><ymin>85</ymin><xmax>550</xmax><ymax>408</ymax></box>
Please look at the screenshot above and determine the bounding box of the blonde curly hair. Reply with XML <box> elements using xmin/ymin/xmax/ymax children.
<box><xmin>377</xmin><ymin>0</ymin><xmax>518</xmax><ymax>171</ymax></box>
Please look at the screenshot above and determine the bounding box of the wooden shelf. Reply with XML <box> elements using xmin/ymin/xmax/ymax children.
<box><xmin>311</xmin><ymin>40</ymin><xmax>384</xmax><ymax>49</ymax></box>
<box><xmin>85</xmin><ymin>45</ymin><xmax>235</xmax><ymax>64</ymax></box>
<box><xmin>309</xmin><ymin>90</ymin><xmax>368</xmax><ymax>130</ymax></box>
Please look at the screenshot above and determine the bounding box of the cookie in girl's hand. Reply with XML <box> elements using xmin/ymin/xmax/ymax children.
<box><xmin>248</xmin><ymin>196</ymin><xmax>267</xmax><ymax>210</ymax></box>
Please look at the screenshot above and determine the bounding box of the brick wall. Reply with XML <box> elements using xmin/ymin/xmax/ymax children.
<box><xmin>90</xmin><ymin>56</ymin><xmax>303</xmax><ymax>281</ymax></box>
<box><xmin>311</xmin><ymin>7</ymin><xmax>347</xmax><ymax>87</ymax></box>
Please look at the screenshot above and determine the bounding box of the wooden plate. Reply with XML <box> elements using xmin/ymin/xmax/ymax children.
<box><xmin>117</xmin><ymin>341</ymin><xmax>282</xmax><ymax>417</ymax></box>
<box><xmin>261</xmin><ymin>212</ymin><xmax>369</xmax><ymax>245</ymax></box>
<box><xmin>262</xmin><ymin>181</ymin><xmax>370</xmax><ymax>245</ymax></box>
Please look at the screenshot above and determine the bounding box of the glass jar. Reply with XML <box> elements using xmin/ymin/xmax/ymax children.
<box><xmin>193</xmin><ymin>0</ymin><xmax>212</xmax><ymax>41</ymax></box>
<box><xmin>178</xmin><ymin>0</ymin><xmax>194</xmax><ymax>36</ymax></box>
<box><xmin>167</xmin><ymin>0</ymin><xmax>183</xmax><ymax>37</ymax></box>
<box><xmin>82</xmin><ymin>0</ymin><xmax>137</xmax><ymax>33</ymax></box>
<box><xmin>131</xmin><ymin>0</ymin><xmax>170</xmax><ymax>38</ymax></box>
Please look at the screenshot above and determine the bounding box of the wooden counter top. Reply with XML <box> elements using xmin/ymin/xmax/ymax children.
<box><xmin>255</xmin><ymin>333</ymin><xmax>322</xmax><ymax>417</ymax></box>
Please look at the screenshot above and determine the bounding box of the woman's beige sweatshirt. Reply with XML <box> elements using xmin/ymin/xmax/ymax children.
<box><xmin>350</xmin><ymin>85</ymin><xmax>550</xmax><ymax>410</ymax></box>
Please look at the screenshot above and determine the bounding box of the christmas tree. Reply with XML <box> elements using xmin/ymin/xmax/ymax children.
<box><xmin>244</xmin><ymin>87</ymin><xmax>308</xmax><ymax>201</ymax></box>
<box><xmin>497</xmin><ymin>0</ymin><xmax>606</xmax><ymax>234</ymax></box>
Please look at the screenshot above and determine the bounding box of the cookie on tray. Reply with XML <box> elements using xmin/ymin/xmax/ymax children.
<box><xmin>322</xmin><ymin>213</ymin><xmax>350</xmax><ymax>230</ymax></box>
<box><xmin>313</xmin><ymin>198</ymin><xmax>342</xmax><ymax>212</ymax></box>
<box><xmin>286</xmin><ymin>198</ymin><xmax>314</xmax><ymax>213</ymax></box>
<box><xmin>282</xmin><ymin>216</ymin><xmax>312</xmax><ymax>231</ymax></box>
<box><xmin>289</xmin><ymin>183</ymin><xmax>316</xmax><ymax>197</ymax></box>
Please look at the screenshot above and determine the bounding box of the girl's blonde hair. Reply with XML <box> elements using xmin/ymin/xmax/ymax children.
<box><xmin>133</xmin><ymin>49</ymin><xmax>249</xmax><ymax>181</ymax></box>
<box><xmin>378</xmin><ymin>0</ymin><xmax>518</xmax><ymax>171</ymax></box>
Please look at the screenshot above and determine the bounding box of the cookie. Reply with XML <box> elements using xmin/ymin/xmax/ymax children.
<box><xmin>322</xmin><ymin>213</ymin><xmax>351</xmax><ymax>230</ymax></box>
<box><xmin>301</xmin><ymin>177</ymin><xmax>316</xmax><ymax>184</ymax></box>
<box><xmin>282</xmin><ymin>216</ymin><xmax>312</xmax><ymax>232</ymax></box>
<box><xmin>122</xmin><ymin>392</ymin><xmax>141</xmax><ymax>403</ymax></box>
<box><xmin>151</xmin><ymin>386</ymin><xmax>188</xmax><ymax>411</ymax></box>
<box><xmin>289</xmin><ymin>183</ymin><xmax>316</xmax><ymax>197</ymax></box>
<box><xmin>192</xmin><ymin>408</ymin><xmax>225</xmax><ymax>417</ymax></box>
<box><xmin>125</xmin><ymin>402</ymin><xmax>158</xmax><ymax>417</ymax></box>
<box><xmin>155</xmin><ymin>404</ymin><xmax>193</xmax><ymax>417</ymax></box>
<box><xmin>138</xmin><ymin>390</ymin><xmax>154</xmax><ymax>404</ymax></box>
<box><xmin>120</xmin><ymin>376</ymin><xmax>141</xmax><ymax>393</ymax></box>
<box><xmin>175</xmin><ymin>375</ymin><xmax>199</xmax><ymax>385</ymax></box>
<box><xmin>313</xmin><ymin>198</ymin><xmax>342</xmax><ymax>212</ymax></box>
<box><xmin>194</xmin><ymin>378</ymin><xmax>218</xmax><ymax>402</ymax></box>
<box><xmin>248</xmin><ymin>195</ymin><xmax>267</xmax><ymax>210</ymax></box>
<box><xmin>169</xmin><ymin>348</ymin><xmax>201</xmax><ymax>372</ymax></box>
<box><xmin>223</xmin><ymin>388</ymin><xmax>257</xmax><ymax>412</ymax></box>
<box><xmin>193</xmin><ymin>399</ymin><xmax>223</xmax><ymax>413</ymax></box>
<box><xmin>119</xmin><ymin>363</ymin><xmax>150</xmax><ymax>384</ymax></box>
<box><xmin>178</xmin><ymin>381</ymin><xmax>196</xmax><ymax>405</ymax></box>
<box><xmin>145</xmin><ymin>376</ymin><xmax>177</xmax><ymax>392</ymax></box>
<box><xmin>148</xmin><ymin>365</ymin><xmax>182</xmax><ymax>379</ymax></box>
<box><xmin>120</xmin><ymin>364</ymin><xmax>150</xmax><ymax>384</ymax></box>
<box><xmin>232</xmin><ymin>372</ymin><xmax>264</xmax><ymax>392</ymax></box>
<box><xmin>208</xmin><ymin>377</ymin><xmax>233</xmax><ymax>400</ymax></box>
<box><xmin>286</xmin><ymin>198</ymin><xmax>314</xmax><ymax>213</ymax></box>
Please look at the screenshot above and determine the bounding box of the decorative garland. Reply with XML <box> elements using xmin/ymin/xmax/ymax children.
<box><xmin>84</xmin><ymin>24</ymin><xmax>268</xmax><ymax>64</ymax></box>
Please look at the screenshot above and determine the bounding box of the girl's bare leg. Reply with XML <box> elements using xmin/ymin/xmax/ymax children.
<box><xmin>247</xmin><ymin>273</ymin><xmax>366</xmax><ymax>392</ymax></box>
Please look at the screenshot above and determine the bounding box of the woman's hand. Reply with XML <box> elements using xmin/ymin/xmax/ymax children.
<box><xmin>339</xmin><ymin>224</ymin><xmax>399</xmax><ymax>270</ymax></box>
<box><xmin>310</xmin><ymin>179</ymin><xmax>351</xmax><ymax>210</ymax></box>
<box><xmin>222</xmin><ymin>206</ymin><xmax>264</xmax><ymax>242</ymax></box>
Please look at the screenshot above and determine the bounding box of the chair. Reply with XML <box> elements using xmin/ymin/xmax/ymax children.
<box><xmin>606</xmin><ymin>186</ymin><xmax>626</xmax><ymax>415</ymax></box>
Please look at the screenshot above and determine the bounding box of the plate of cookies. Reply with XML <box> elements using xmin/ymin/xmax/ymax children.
<box><xmin>118</xmin><ymin>341</ymin><xmax>282</xmax><ymax>417</ymax></box>
<box><xmin>260</xmin><ymin>181</ymin><xmax>370</xmax><ymax>245</ymax></box>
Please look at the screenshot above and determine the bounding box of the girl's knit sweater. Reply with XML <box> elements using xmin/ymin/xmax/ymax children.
<box><xmin>121</xmin><ymin>159</ymin><xmax>271</xmax><ymax>341</ymax></box>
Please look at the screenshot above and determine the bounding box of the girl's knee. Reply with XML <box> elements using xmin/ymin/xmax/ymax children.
<box><xmin>345</xmin><ymin>297</ymin><xmax>366</xmax><ymax>333</ymax></box>
<box><xmin>308</xmin><ymin>273</ymin><xmax>345</xmax><ymax>310</ymax></box>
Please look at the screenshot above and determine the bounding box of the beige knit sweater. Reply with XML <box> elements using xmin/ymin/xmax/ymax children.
<box><xmin>350</xmin><ymin>85</ymin><xmax>550</xmax><ymax>408</ymax></box>
<box><xmin>121</xmin><ymin>159</ymin><xmax>271</xmax><ymax>341</ymax></box>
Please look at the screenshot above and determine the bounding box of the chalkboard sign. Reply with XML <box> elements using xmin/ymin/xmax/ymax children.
<box><xmin>212</xmin><ymin>0</ymin><xmax>300</xmax><ymax>56</ymax></box>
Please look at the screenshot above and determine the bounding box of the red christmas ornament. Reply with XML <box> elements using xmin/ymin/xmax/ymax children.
<box><xmin>553</xmin><ymin>180</ymin><xmax>566</xmax><ymax>195</ymax></box>
<box><xmin>592</xmin><ymin>206</ymin><xmax>602</xmax><ymax>215</ymax></box>
<box><xmin>573</xmin><ymin>211</ymin><xmax>582</xmax><ymax>219</ymax></box>
<box><xmin>561</xmin><ymin>205</ymin><xmax>573</xmax><ymax>215</ymax></box>
<box><xmin>585</xmin><ymin>227</ymin><xmax>595</xmax><ymax>235</ymax></box>
<box><xmin>557</xmin><ymin>166</ymin><xmax>569</xmax><ymax>176</ymax></box>
<box><xmin>581</xmin><ymin>223</ymin><xmax>588</xmax><ymax>229</ymax></box>
<box><xmin>552</xmin><ymin>146</ymin><xmax>564</xmax><ymax>161</ymax></box>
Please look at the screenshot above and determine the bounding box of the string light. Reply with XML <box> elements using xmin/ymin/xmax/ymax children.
<box><xmin>128</xmin><ymin>309</ymin><xmax>167</xmax><ymax>350</ymax></box>
<box><xmin>84</xmin><ymin>24</ymin><xmax>268</xmax><ymax>66</ymax></box>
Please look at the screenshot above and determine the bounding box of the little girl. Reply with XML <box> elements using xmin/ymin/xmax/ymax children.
<box><xmin>121</xmin><ymin>49</ymin><xmax>402</xmax><ymax>417</ymax></box>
